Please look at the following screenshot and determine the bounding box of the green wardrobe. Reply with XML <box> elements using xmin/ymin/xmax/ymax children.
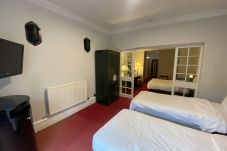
<box><xmin>95</xmin><ymin>50</ymin><xmax>120</xmax><ymax>105</ymax></box>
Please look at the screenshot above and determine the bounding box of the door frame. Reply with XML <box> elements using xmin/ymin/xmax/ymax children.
<box><xmin>119</xmin><ymin>51</ymin><xmax>135</xmax><ymax>98</ymax></box>
<box><xmin>172</xmin><ymin>45</ymin><xmax>204</xmax><ymax>97</ymax></box>
<box><xmin>119</xmin><ymin>42</ymin><xmax>204</xmax><ymax>98</ymax></box>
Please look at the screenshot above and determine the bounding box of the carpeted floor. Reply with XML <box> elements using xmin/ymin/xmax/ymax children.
<box><xmin>36</xmin><ymin>82</ymin><xmax>148</xmax><ymax>151</ymax></box>
<box><xmin>36</xmin><ymin>97</ymin><xmax>131</xmax><ymax>151</ymax></box>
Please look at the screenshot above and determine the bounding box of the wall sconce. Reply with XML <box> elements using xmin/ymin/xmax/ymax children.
<box><xmin>189</xmin><ymin>74</ymin><xmax>194</xmax><ymax>79</ymax></box>
<box><xmin>84</xmin><ymin>37</ymin><xmax>91</xmax><ymax>53</ymax></box>
<box><xmin>25</xmin><ymin>21</ymin><xmax>42</xmax><ymax>46</ymax></box>
<box><xmin>188</xmin><ymin>74</ymin><xmax>194</xmax><ymax>82</ymax></box>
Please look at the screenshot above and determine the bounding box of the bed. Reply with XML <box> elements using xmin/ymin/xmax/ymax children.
<box><xmin>147</xmin><ymin>78</ymin><xmax>172</xmax><ymax>93</ymax></box>
<box><xmin>130</xmin><ymin>91</ymin><xmax>227</xmax><ymax>134</ymax></box>
<box><xmin>147</xmin><ymin>78</ymin><xmax>190</xmax><ymax>95</ymax></box>
<box><xmin>93</xmin><ymin>109</ymin><xmax>227</xmax><ymax>151</ymax></box>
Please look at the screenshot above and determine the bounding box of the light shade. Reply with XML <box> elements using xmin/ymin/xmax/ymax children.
<box><xmin>121</xmin><ymin>65</ymin><xmax>129</xmax><ymax>71</ymax></box>
<box><xmin>189</xmin><ymin>74</ymin><xmax>194</xmax><ymax>79</ymax></box>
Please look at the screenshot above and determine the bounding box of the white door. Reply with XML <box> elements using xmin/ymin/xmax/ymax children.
<box><xmin>120</xmin><ymin>51</ymin><xmax>135</xmax><ymax>98</ymax></box>
<box><xmin>172</xmin><ymin>46</ymin><xmax>203</xmax><ymax>97</ymax></box>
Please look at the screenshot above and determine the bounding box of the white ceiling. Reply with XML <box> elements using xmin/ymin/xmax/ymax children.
<box><xmin>28</xmin><ymin>0</ymin><xmax>227</xmax><ymax>34</ymax></box>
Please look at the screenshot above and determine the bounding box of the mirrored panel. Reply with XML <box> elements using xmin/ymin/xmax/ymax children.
<box><xmin>177</xmin><ymin>57</ymin><xmax>187</xmax><ymax>65</ymax></box>
<box><xmin>189</xmin><ymin>47</ymin><xmax>200</xmax><ymax>56</ymax></box>
<box><xmin>121</xmin><ymin>88</ymin><xmax>126</xmax><ymax>93</ymax></box>
<box><xmin>178</xmin><ymin>48</ymin><xmax>188</xmax><ymax>56</ymax></box>
<box><xmin>176</xmin><ymin>74</ymin><xmax>186</xmax><ymax>81</ymax></box>
<box><xmin>174</xmin><ymin>87</ymin><xmax>184</xmax><ymax>96</ymax></box>
<box><xmin>184</xmin><ymin>88</ymin><xmax>195</xmax><ymax>97</ymax></box>
<box><xmin>188</xmin><ymin>57</ymin><xmax>199</xmax><ymax>65</ymax></box>
<box><xmin>174</xmin><ymin>87</ymin><xmax>195</xmax><ymax>97</ymax></box>
<box><xmin>126</xmin><ymin>81</ymin><xmax>132</xmax><ymax>88</ymax></box>
<box><xmin>127</xmin><ymin>71</ymin><xmax>132</xmax><ymax>77</ymax></box>
<box><xmin>176</xmin><ymin>66</ymin><xmax>186</xmax><ymax>73</ymax></box>
<box><xmin>126</xmin><ymin>88</ymin><xmax>132</xmax><ymax>95</ymax></box>
<box><xmin>121</xmin><ymin>81</ymin><xmax>126</xmax><ymax>87</ymax></box>
<box><xmin>187</xmin><ymin>66</ymin><xmax>198</xmax><ymax>74</ymax></box>
<box><xmin>121</xmin><ymin>71</ymin><xmax>128</xmax><ymax>78</ymax></box>
<box><xmin>127</xmin><ymin>60</ymin><xmax>132</xmax><ymax>65</ymax></box>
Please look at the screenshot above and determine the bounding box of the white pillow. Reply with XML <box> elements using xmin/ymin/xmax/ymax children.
<box><xmin>221</xmin><ymin>96</ymin><xmax>227</xmax><ymax>110</ymax></box>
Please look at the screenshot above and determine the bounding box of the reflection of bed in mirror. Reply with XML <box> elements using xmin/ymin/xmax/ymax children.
<box><xmin>147</xmin><ymin>78</ymin><xmax>194</xmax><ymax>97</ymax></box>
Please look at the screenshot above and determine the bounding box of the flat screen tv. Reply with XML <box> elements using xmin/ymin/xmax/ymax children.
<box><xmin>0</xmin><ymin>38</ymin><xmax>24</xmax><ymax>79</ymax></box>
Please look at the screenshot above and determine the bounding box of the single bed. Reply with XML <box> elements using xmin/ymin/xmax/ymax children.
<box><xmin>93</xmin><ymin>109</ymin><xmax>227</xmax><ymax>151</ymax></box>
<box><xmin>130</xmin><ymin>91</ymin><xmax>227</xmax><ymax>134</ymax></box>
<box><xmin>147</xmin><ymin>78</ymin><xmax>190</xmax><ymax>95</ymax></box>
<box><xmin>147</xmin><ymin>78</ymin><xmax>172</xmax><ymax>93</ymax></box>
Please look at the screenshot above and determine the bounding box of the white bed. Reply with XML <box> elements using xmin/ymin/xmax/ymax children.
<box><xmin>93</xmin><ymin>109</ymin><xmax>227</xmax><ymax>151</ymax></box>
<box><xmin>147</xmin><ymin>78</ymin><xmax>172</xmax><ymax>92</ymax></box>
<box><xmin>147</xmin><ymin>78</ymin><xmax>190</xmax><ymax>95</ymax></box>
<box><xmin>130</xmin><ymin>91</ymin><xmax>227</xmax><ymax>134</ymax></box>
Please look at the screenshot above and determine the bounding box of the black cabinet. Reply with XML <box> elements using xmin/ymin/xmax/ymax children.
<box><xmin>0</xmin><ymin>95</ymin><xmax>37</xmax><ymax>151</ymax></box>
<box><xmin>95</xmin><ymin>50</ymin><xmax>120</xmax><ymax>105</ymax></box>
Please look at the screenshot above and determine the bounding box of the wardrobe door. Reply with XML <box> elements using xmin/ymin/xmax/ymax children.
<box><xmin>95</xmin><ymin>51</ymin><xmax>109</xmax><ymax>105</ymax></box>
<box><xmin>114</xmin><ymin>52</ymin><xmax>120</xmax><ymax>99</ymax></box>
<box><xmin>109</xmin><ymin>51</ymin><xmax>120</xmax><ymax>103</ymax></box>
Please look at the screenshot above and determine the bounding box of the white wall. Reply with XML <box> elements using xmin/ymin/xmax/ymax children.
<box><xmin>0</xmin><ymin>1</ymin><xmax>226</xmax><ymax>123</ymax></box>
<box><xmin>0</xmin><ymin>0</ymin><xmax>111</xmax><ymax>122</ymax></box>
<box><xmin>111</xmin><ymin>15</ymin><xmax>227</xmax><ymax>102</ymax></box>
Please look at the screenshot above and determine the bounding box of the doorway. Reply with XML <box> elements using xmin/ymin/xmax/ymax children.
<box><xmin>151</xmin><ymin>59</ymin><xmax>158</xmax><ymax>79</ymax></box>
<box><xmin>119</xmin><ymin>43</ymin><xmax>203</xmax><ymax>98</ymax></box>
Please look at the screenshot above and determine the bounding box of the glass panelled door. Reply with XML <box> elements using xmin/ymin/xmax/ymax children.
<box><xmin>172</xmin><ymin>46</ymin><xmax>203</xmax><ymax>97</ymax></box>
<box><xmin>120</xmin><ymin>51</ymin><xmax>135</xmax><ymax>98</ymax></box>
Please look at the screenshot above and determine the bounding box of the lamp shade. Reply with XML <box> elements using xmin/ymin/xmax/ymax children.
<box><xmin>121</xmin><ymin>65</ymin><xmax>129</xmax><ymax>71</ymax></box>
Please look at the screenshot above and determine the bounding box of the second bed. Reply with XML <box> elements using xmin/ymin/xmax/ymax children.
<box><xmin>130</xmin><ymin>91</ymin><xmax>227</xmax><ymax>134</ymax></box>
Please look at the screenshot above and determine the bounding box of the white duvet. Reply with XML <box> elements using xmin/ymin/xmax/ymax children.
<box><xmin>93</xmin><ymin>109</ymin><xmax>227</xmax><ymax>151</ymax></box>
<box><xmin>130</xmin><ymin>91</ymin><xmax>227</xmax><ymax>133</ymax></box>
<box><xmin>147</xmin><ymin>78</ymin><xmax>172</xmax><ymax>91</ymax></box>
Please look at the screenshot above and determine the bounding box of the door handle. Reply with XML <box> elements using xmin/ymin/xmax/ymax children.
<box><xmin>113</xmin><ymin>74</ymin><xmax>117</xmax><ymax>82</ymax></box>
<box><xmin>26</xmin><ymin>116</ymin><xmax>31</xmax><ymax>120</ymax></box>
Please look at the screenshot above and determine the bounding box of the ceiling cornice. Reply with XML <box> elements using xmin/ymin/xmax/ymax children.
<box><xmin>26</xmin><ymin>0</ymin><xmax>110</xmax><ymax>34</ymax></box>
<box><xmin>110</xmin><ymin>9</ymin><xmax>227</xmax><ymax>34</ymax></box>
<box><xmin>26</xmin><ymin>0</ymin><xmax>227</xmax><ymax>35</ymax></box>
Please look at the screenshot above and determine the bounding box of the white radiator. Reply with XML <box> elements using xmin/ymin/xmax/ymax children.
<box><xmin>47</xmin><ymin>81</ymin><xmax>88</xmax><ymax>115</ymax></box>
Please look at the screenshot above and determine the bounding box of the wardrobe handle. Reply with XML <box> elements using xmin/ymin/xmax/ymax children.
<box><xmin>113</xmin><ymin>74</ymin><xmax>117</xmax><ymax>82</ymax></box>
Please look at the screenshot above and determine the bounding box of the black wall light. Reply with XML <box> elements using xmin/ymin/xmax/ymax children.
<box><xmin>84</xmin><ymin>37</ymin><xmax>90</xmax><ymax>53</ymax></box>
<box><xmin>25</xmin><ymin>21</ymin><xmax>42</xmax><ymax>46</ymax></box>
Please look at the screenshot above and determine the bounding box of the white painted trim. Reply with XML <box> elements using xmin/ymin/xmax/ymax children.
<box><xmin>33</xmin><ymin>97</ymin><xmax>96</xmax><ymax>133</ymax></box>
<box><xmin>172</xmin><ymin>46</ymin><xmax>203</xmax><ymax>97</ymax></box>
<box><xmin>26</xmin><ymin>0</ymin><xmax>110</xmax><ymax>34</ymax></box>
<box><xmin>119</xmin><ymin>51</ymin><xmax>135</xmax><ymax>98</ymax></box>
<box><xmin>26</xmin><ymin>0</ymin><xmax>227</xmax><ymax>35</ymax></box>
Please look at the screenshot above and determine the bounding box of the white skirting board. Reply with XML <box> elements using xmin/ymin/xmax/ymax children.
<box><xmin>33</xmin><ymin>97</ymin><xmax>96</xmax><ymax>133</ymax></box>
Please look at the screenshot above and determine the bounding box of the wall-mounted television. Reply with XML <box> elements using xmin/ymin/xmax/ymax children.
<box><xmin>0</xmin><ymin>38</ymin><xmax>24</xmax><ymax>79</ymax></box>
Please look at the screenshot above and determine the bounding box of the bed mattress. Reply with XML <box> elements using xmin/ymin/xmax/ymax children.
<box><xmin>130</xmin><ymin>91</ymin><xmax>227</xmax><ymax>133</ymax></box>
<box><xmin>147</xmin><ymin>78</ymin><xmax>172</xmax><ymax>91</ymax></box>
<box><xmin>93</xmin><ymin>109</ymin><xmax>227</xmax><ymax>151</ymax></box>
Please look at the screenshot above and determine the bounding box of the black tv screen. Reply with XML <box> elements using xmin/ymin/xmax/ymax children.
<box><xmin>0</xmin><ymin>38</ymin><xmax>24</xmax><ymax>79</ymax></box>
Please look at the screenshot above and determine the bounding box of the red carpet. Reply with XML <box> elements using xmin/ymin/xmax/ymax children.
<box><xmin>134</xmin><ymin>81</ymin><xmax>149</xmax><ymax>96</ymax></box>
<box><xmin>36</xmin><ymin>97</ymin><xmax>131</xmax><ymax>151</ymax></box>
